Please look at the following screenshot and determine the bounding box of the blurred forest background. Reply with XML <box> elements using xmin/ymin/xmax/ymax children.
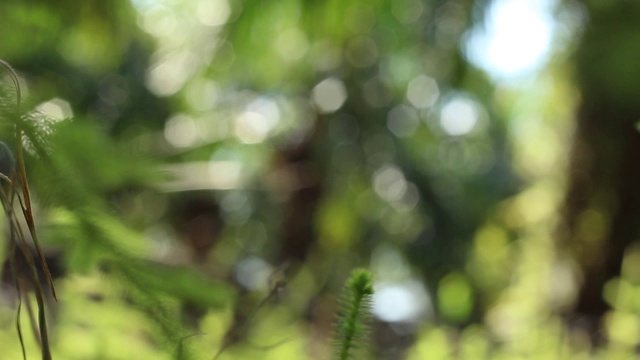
<box><xmin>1</xmin><ymin>0</ymin><xmax>640</xmax><ymax>359</ymax></box>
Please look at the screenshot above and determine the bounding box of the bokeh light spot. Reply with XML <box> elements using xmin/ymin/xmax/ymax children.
<box><xmin>387</xmin><ymin>104</ymin><xmax>420</xmax><ymax>138</ymax></box>
<box><xmin>440</xmin><ymin>98</ymin><xmax>479</xmax><ymax>136</ymax></box>
<box><xmin>312</xmin><ymin>77</ymin><xmax>347</xmax><ymax>113</ymax></box>
<box><xmin>438</xmin><ymin>273</ymin><xmax>473</xmax><ymax>323</ymax></box>
<box><xmin>466</xmin><ymin>0</ymin><xmax>555</xmax><ymax>78</ymax></box>
<box><xmin>196</xmin><ymin>0</ymin><xmax>231</xmax><ymax>27</ymax></box>
<box><xmin>276</xmin><ymin>28</ymin><xmax>309</xmax><ymax>62</ymax></box>
<box><xmin>373</xmin><ymin>165</ymin><xmax>407</xmax><ymax>203</ymax></box>
<box><xmin>373</xmin><ymin>280</ymin><xmax>430</xmax><ymax>323</ymax></box>
<box><xmin>36</xmin><ymin>98</ymin><xmax>73</xmax><ymax>121</ymax></box>
<box><xmin>146</xmin><ymin>52</ymin><xmax>199</xmax><ymax>96</ymax></box>
<box><xmin>391</xmin><ymin>0</ymin><xmax>425</xmax><ymax>24</ymax></box>
<box><xmin>345</xmin><ymin>36</ymin><xmax>378</xmax><ymax>68</ymax></box>
<box><xmin>235</xmin><ymin>111</ymin><xmax>269</xmax><ymax>144</ymax></box>
<box><xmin>235</xmin><ymin>256</ymin><xmax>272</xmax><ymax>291</ymax></box>
<box><xmin>164</xmin><ymin>114</ymin><xmax>197</xmax><ymax>148</ymax></box>
<box><xmin>407</xmin><ymin>75</ymin><xmax>439</xmax><ymax>109</ymax></box>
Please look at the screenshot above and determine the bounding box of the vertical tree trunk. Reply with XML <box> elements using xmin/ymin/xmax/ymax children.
<box><xmin>560</xmin><ymin>2</ymin><xmax>640</xmax><ymax>319</ymax></box>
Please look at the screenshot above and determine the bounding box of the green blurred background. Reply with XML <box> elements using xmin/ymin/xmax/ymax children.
<box><xmin>1</xmin><ymin>0</ymin><xmax>640</xmax><ymax>359</ymax></box>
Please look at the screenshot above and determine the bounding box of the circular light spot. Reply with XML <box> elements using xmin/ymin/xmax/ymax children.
<box><xmin>440</xmin><ymin>98</ymin><xmax>479</xmax><ymax>136</ymax></box>
<box><xmin>387</xmin><ymin>105</ymin><xmax>420</xmax><ymax>138</ymax></box>
<box><xmin>235</xmin><ymin>111</ymin><xmax>269</xmax><ymax>144</ymax></box>
<box><xmin>373</xmin><ymin>165</ymin><xmax>407</xmax><ymax>202</ymax></box>
<box><xmin>235</xmin><ymin>256</ymin><xmax>272</xmax><ymax>291</ymax></box>
<box><xmin>164</xmin><ymin>114</ymin><xmax>197</xmax><ymax>148</ymax></box>
<box><xmin>407</xmin><ymin>75</ymin><xmax>439</xmax><ymax>109</ymax></box>
<box><xmin>276</xmin><ymin>28</ymin><xmax>309</xmax><ymax>62</ymax></box>
<box><xmin>312</xmin><ymin>77</ymin><xmax>347</xmax><ymax>114</ymax></box>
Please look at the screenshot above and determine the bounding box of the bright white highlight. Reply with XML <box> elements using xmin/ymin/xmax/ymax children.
<box><xmin>36</xmin><ymin>98</ymin><xmax>73</xmax><ymax>121</ymax></box>
<box><xmin>467</xmin><ymin>0</ymin><xmax>555</xmax><ymax>78</ymax></box>
<box><xmin>440</xmin><ymin>98</ymin><xmax>479</xmax><ymax>136</ymax></box>
<box><xmin>373</xmin><ymin>281</ymin><xmax>430</xmax><ymax>323</ymax></box>
<box><xmin>235</xmin><ymin>112</ymin><xmax>269</xmax><ymax>144</ymax></box>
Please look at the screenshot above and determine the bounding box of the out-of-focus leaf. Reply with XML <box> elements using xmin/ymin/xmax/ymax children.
<box><xmin>127</xmin><ymin>261</ymin><xmax>233</xmax><ymax>309</ymax></box>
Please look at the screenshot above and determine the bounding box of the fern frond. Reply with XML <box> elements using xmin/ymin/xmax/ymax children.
<box><xmin>0</xmin><ymin>59</ymin><xmax>55</xmax><ymax>360</ymax></box>
<box><xmin>331</xmin><ymin>268</ymin><xmax>374</xmax><ymax>360</ymax></box>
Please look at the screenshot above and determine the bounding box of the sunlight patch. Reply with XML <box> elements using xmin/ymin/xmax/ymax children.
<box><xmin>466</xmin><ymin>0</ymin><xmax>556</xmax><ymax>78</ymax></box>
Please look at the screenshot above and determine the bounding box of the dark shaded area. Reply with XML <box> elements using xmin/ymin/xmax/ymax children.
<box><xmin>561</xmin><ymin>1</ymin><xmax>640</xmax><ymax>324</ymax></box>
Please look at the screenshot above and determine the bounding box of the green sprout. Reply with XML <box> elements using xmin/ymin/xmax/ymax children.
<box><xmin>332</xmin><ymin>268</ymin><xmax>375</xmax><ymax>360</ymax></box>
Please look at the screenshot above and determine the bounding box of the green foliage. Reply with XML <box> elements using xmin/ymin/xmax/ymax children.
<box><xmin>0</xmin><ymin>58</ymin><xmax>56</xmax><ymax>360</ymax></box>
<box><xmin>4</xmin><ymin>1</ymin><xmax>640</xmax><ymax>359</ymax></box>
<box><xmin>332</xmin><ymin>268</ymin><xmax>374</xmax><ymax>360</ymax></box>
<box><xmin>0</xmin><ymin>57</ymin><xmax>233</xmax><ymax>359</ymax></box>
<box><xmin>118</xmin><ymin>260</ymin><xmax>232</xmax><ymax>310</ymax></box>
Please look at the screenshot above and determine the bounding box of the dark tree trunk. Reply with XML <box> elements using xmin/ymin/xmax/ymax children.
<box><xmin>560</xmin><ymin>2</ymin><xmax>640</xmax><ymax>319</ymax></box>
